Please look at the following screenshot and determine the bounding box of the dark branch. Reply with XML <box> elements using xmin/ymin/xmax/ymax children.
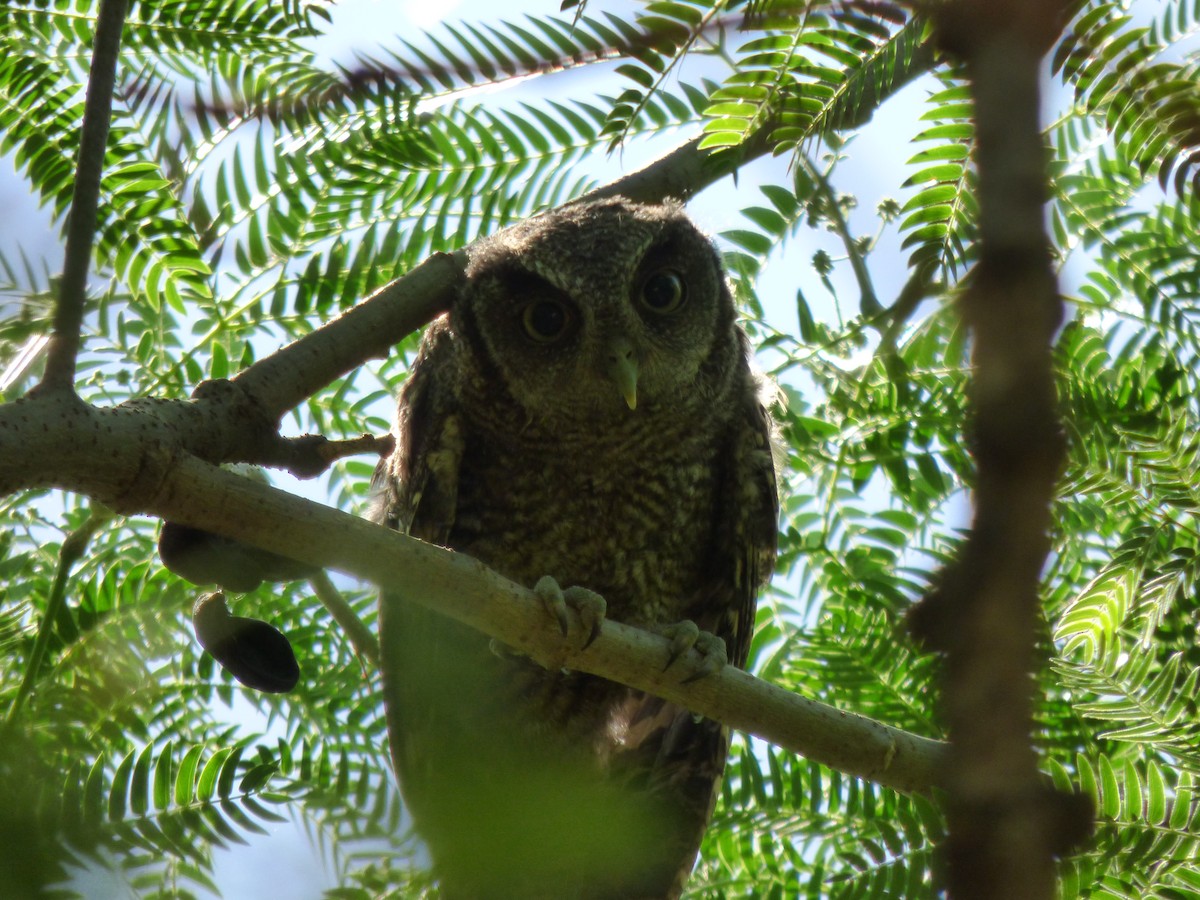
<box><xmin>187</xmin><ymin>5</ymin><xmax>911</xmax><ymax>128</ymax></box>
<box><xmin>914</xmin><ymin>1</ymin><xmax>1078</xmax><ymax>897</ymax></box>
<box><xmin>584</xmin><ymin>130</ymin><xmax>777</xmax><ymax>205</ymax></box>
<box><xmin>38</xmin><ymin>0</ymin><xmax>129</xmax><ymax>393</ymax></box>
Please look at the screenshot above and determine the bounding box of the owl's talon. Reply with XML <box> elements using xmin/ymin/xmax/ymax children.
<box><xmin>662</xmin><ymin>620</ymin><xmax>728</xmax><ymax>683</ymax></box>
<box><xmin>663</xmin><ymin>619</ymin><xmax>699</xmax><ymax>671</ymax></box>
<box><xmin>535</xmin><ymin>576</ymin><xmax>607</xmax><ymax>647</ymax></box>
<box><xmin>566</xmin><ymin>587</ymin><xmax>606</xmax><ymax>649</ymax></box>
<box><xmin>585</xmin><ymin>618</ymin><xmax>603</xmax><ymax>649</ymax></box>
<box><xmin>681</xmin><ymin>649</ymin><xmax>725</xmax><ymax>684</ymax></box>
<box><xmin>535</xmin><ymin>575</ymin><xmax>571</xmax><ymax>636</ymax></box>
<box><xmin>489</xmin><ymin>638</ymin><xmax>521</xmax><ymax>659</ymax></box>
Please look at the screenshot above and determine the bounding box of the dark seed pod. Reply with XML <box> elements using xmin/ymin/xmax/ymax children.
<box><xmin>192</xmin><ymin>592</ymin><xmax>299</xmax><ymax>693</ymax></box>
<box><xmin>160</xmin><ymin>522</ymin><xmax>317</xmax><ymax>592</ymax></box>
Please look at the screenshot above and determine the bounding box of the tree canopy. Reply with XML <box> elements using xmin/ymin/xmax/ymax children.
<box><xmin>1</xmin><ymin>0</ymin><xmax>1199</xmax><ymax>897</ymax></box>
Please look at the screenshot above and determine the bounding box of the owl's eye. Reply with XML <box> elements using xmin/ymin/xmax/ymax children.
<box><xmin>521</xmin><ymin>299</ymin><xmax>571</xmax><ymax>342</ymax></box>
<box><xmin>640</xmin><ymin>270</ymin><xmax>686</xmax><ymax>313</ymax></box>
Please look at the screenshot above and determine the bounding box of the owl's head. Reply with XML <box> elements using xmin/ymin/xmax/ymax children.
<box><xmin>453</xmin><ymin>198</ymin><xmax>740</xmax><ymax>428</ymax></box>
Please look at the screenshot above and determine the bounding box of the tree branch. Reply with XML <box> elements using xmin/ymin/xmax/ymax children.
<box><xmin>138</xmin><ymin>454</ymin><xmax>946</xmax><ymax>795</ymax></box>
<box><xmin>0</xmin><ymin>385</ymin><xmax>943</xmax><ymax>791</ymax></box>
<box><xmin>37</xmin><ymin>0</ymin><xmax>129</xmax><ymax>393</ymax></box>
<box><xmin>310</xmin><ymin>570</ymin><xmax>380</xmax><ymax>667</ymax></box>
<box><xmin>256</xmin><ymin>430</ymin><xmax>394</xmax><ymax>480</ymax></box>
<box><xmin>230</xmin><ymin>251</ymin><xmax>466</xmax><ymax>421</ymax></box>
<box><xmin>914</xmin><ymin>1</ymin><xmax>1077</xmax><ymax>896</ymax></box>
<box><xmin>0</xmin><ymin>384</ymin><xmax>945</xmax><ymax>793</ymax></box>
<box><xmin>584</xmin><ymin>129</ymin><xmax>776</xmax><ymax>205</ymax></box>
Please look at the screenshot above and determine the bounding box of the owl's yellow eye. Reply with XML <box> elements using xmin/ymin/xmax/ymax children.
<box><xmin>640</xmin><ymin>270</ymin><xmax>686</xmax><ymax>313</ymax></box>
<box><xmin>521</xmin><ymin>300</ymin><xmax>570</xmax><ymax>342</ymax></box>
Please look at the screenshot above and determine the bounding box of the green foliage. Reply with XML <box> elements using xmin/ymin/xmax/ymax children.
<box><xmin>1053</xmin><ymin>0</ymin><xmax>1200</xmax><ymax>196</ymax></box>
<box><xmin>2</xmin><ymin>0</ymin><xmax>1200</xmax><ymax>896</ymax></box>
<box><xmin>700</xmin><ymin>10</ymin><xmax>933</xmax><ymax>153</ymax></box>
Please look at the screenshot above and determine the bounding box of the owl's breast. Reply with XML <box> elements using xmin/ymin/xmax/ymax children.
<box><xmin>449</xmin><ymin>418</ymin><xmax>721</xmax><ymax>625</ymax></box>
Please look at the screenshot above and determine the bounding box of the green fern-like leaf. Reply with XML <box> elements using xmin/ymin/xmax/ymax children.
<box><xmin>1053</xmin><ymin>0</ymin><xmax>1200</xmax><ymax>198</ymax></box>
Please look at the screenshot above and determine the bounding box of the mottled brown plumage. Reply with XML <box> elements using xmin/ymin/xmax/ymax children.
<box><xmin>374</xmin><ymin>198</ymin><xmax>778</xmax><ymax>899</ymax></box>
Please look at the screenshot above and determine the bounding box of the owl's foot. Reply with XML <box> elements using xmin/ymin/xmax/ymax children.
<box><xmin>534</xmin><ymin>575</ymin><xmax>606</xmax><ymax>649</ymax></box>
<box><xmin>661</xmin><ymin>620</ymin><xmax>728</xmax><ymax>684</ymax></box>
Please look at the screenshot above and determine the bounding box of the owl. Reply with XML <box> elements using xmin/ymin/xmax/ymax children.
<box><xmin>374</xmin><ymin>198</ymin><xmax>779</xmax><ymax>899</ymax></box>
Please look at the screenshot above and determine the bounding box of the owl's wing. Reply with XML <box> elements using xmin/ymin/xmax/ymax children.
<box><xmin>375</xmin><ymin>319</ymin><xmax>488</xmax><ymax>852</ymax></box>
<box><xmin>706</xmin><ymin>371</ymin><xmax>780</xmax><ymax>669</ymax></box>
<box><xmin>371</xmin><ymin>319</ymin><xmax>463</xmax><ymax>545</ymax></box>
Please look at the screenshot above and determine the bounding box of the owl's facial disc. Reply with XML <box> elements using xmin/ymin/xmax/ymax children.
<box><xmin>605</xmin><ymin>337</ymin><xmax>639</xmax><ymax>410</ymax></box>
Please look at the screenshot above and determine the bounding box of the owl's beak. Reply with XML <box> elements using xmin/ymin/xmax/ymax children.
<box><xmin>606</xmin><ymin>339</ymin><xmax>639</xmax><ymax>411</ymax></box>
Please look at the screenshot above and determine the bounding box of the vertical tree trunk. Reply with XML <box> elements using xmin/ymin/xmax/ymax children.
<box><xmin>920</xmin><ymin>2</ymin><xmax>1074</xmax><ymax>897</ymax></box>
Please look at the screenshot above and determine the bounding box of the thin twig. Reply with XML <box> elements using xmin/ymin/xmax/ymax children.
<box><xmin>309</xmin><ymin>570</ymin><xmax>380</xmax><ymax>667</ymax></box>
<box><xmin>260</xmin><ymin>432</ymin><xmax>395</xmax><ymax>480</ymax></box>
<box><xmin>6</xmin><ymin>507</ymin><xmax>115</xmax><ymax>724</ymax></box>
<box><xmin>37</xmin><ymin>0</ymin><xmax>129</xmax><ymax>393</ymax></box>
<box><xmin>804</xmin><ymin>152</ymin><xmax>882</xmax><ymax>317</ymax></box>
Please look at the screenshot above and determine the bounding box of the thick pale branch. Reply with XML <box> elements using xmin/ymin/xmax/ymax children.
<box><xmin>39</xmin><ymin>0</ymin><xmax>129</xmax><ymax>392</ymax></box>
<box><xmin>0</xmin><ymin>378</ymin><xmax>944</xmax><ymax>791</ymax></box>
<box><xmin>109</xmin><ymin>449</ymin><xmax>944</xmax><ymax>794</ymax></box>
<box><xmin>0</xmin><ymin>387</ymin><xmax>943</xmax><ymax>788</ymax></box>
